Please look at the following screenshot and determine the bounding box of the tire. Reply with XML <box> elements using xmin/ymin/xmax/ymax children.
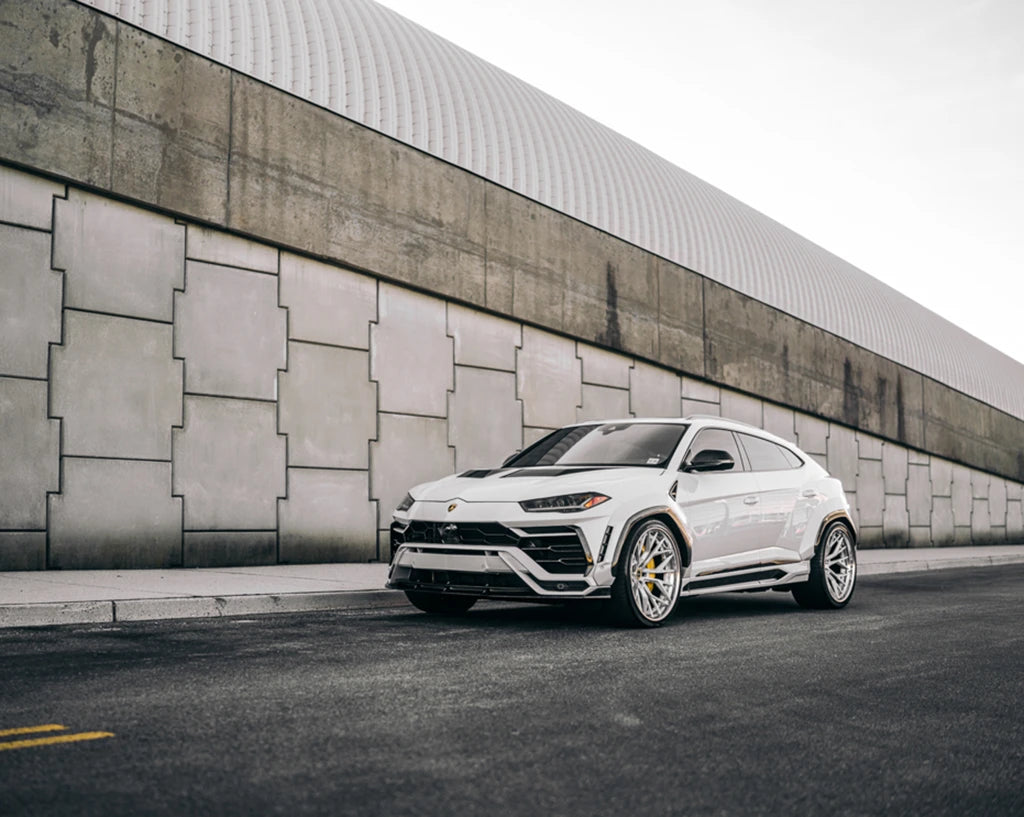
<box><xmin>607</xmin><ymin>519</ymin><xmax>682</xmax><ymax>628</ymax></box>
<box><xmin>792</xmin><ymin>520</ymin><xmax>857</xmax><ymax>609</ymax></box>
<box><xmin>404</xmin><ymin>590</ymin><xmax>477</xmax><ymax>616</ymax></box>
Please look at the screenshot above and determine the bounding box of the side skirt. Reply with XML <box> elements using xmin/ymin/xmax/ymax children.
<box><xmin>680</xmin><ymin>564</ymin><xmax>810</xmax><ymax>597</ymax></box>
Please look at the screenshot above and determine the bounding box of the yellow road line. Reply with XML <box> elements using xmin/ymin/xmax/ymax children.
<box><xmin>0</xmin><ymin>731</ymin><xmax>114</xmax><ymax>752</ymax></box>
<box><xmin>0</xmin><ymin>724</ymin><xmax>67</xmax><ymax>738</ymax></box>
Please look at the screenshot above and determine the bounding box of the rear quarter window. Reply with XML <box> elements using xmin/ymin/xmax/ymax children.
<box><xmin>738</xmin><ymin>433</ymin><xmax>802</xmax><ymax>471</ymax></box>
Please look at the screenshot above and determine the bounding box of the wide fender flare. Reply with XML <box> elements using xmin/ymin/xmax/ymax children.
<box><xmin>607</xmin><ymin>506</ymin><xmax>692</xmax><ymax>573</ymax></box>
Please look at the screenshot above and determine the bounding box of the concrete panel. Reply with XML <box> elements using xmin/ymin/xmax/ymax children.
<box><xmin>49</xmin><ymin>458</ymin><xmax>182</xmax><ymax>569</ymax></box>
<box><xmin>858</xmin><ymin>526</ymin><xmax>884</xmax><ymax>549</ymax></box>
<box><xmin>371</xmin><ymin>414</ymin><xmax>454</xmax><ymax>528</ymax></box>
<box><xmin>279</xmin><ymin>343</ymin><xmax>377</xmax><ymax>469</ymax></box>
<box><xmin>971</xmin><ymin>472</ymin><xmax>989</xmax><ymax>500</ymax></box>
<box><xmin>883</xmin><ymin>494</ymin><xmax>909</xmax><ymax>547</ymax></box>
<box><xmin>371</xmin><ymin>285</ymin><xmax>453</xmax><ymax>417</ymax></box>
<box><xmin>682</xmin><ymin>377</ymin><xmax>720</xmax><ymax>404</ymax></box>
<box><xmin>682</xmin><ymin>399</ymin><xmax>720</xmax><ymax>417</ymax></box>
<box><xmin>0</xmin><ymin>532</ymin><xmax>46</xmax><ymax>571</ymax></box>
<box><xmin>183</xmin><ymin>532</ymin><xmax>276</xmax><ymax>568</ymax></box>
<box><xmin>762</xmin><ymin>404</ymin><xmax>796</xmax><ymax>443</ymax></box>
<box><xmin>908</xmin><ymin>450</ymin><xmax>930</xmax><ymax>466</ymax></box>
<box><xmin>908</xmin><ymin>527</ymin><xmax>932</xmax><ymax>548</ymax></box>
<box><xmin>0</xmin><ymin>165</ymin><xmax>63</xmax><ymax>229</ymax></box>
<box><xmin>857</xmin><ymin>434</ymin><xmax>883</xmax><ymax>461</ymax></box>
<box><xmin>907</xmin><ymin>464</ymin><xmax>932</xmax><ymax>527</ymax></box>
<box><xmin>517</xmin><ymin>328</ymin><xmax>581</xmax><ymax>429</ymax></box>
<box><xmin>989</xmin><ymin>479</ymin><xmax>1008</xmax><ymax>528</ymax></box>
<box><xmin>54</xmin><ymin>190</ymin><xmax>184</xmax><ymax>321</ymax></box>
<box><xmin>719</xmin><ymin>390</ymin><xmax>762</xmax><ymax>427</ymax></box>
<box><xmin>654</xmin><ymin>258</ymin><xmax>705</xmax><ymax>375</ymax></box>
<box><xmin>173</xmin><ymin>396</ymin><xmax>286</xmax><ymax>530</ymax></box>
<box><xmin>826</xmin><ymin>424</ymin><xmax>858</xmax><ymax>491</ymax></box>
<box><xmin>931</xmin><ymin>458</ymin><xmax>953</xmax><ymax>497</ymax></box>
<box><xmin>187</xmin><ymin>225</ymin><xmax>277</xmax><ymax>273</ymax></box>
<box><xmin>0</xmin><ymin>378</ymin><xmax>58</xmax><ymax>529</ymax></box>
<box><xmin>578</xmin><ymin>385</ymin><xmax>631</xmax><ymax>423</ymax></box>
<box><xmin>449</xmin><ymin>367</ymin><xmax>522</xmax><ymax>470</ymax></box>
<box><xmin>630</xmin><ymin>361</ymin><xmax>681</xmax><ymax>418</ymax></box>
<box><xmin>954</xmin><ymin>526</ymin><xmax>972</xmax><ymax>545</ymax></box>
<box><xmin>280</xmin><ymin>254</ymin><xmax>377</xmax><ymax>348</ymax></box>
<box><xmin>175</xmin><ymin>261</ymin><xmax>287</xmax><ymax>400</ymax></box>
<box><xmin>448</xmin><ymin>304</ymin><xmax>521</xmax><ymax>371</ymax></box>
<box><xmin>1007</xmin><ymin>482</ymin><xmax>1023</xmax><ymax>503</ymax></box>
<box><xmin>795</xmin><ymin>415</ymin><xmax>829</xmax><ymax>456</ymax></box>
<box><xmin>577</xmin><ymin>345</ymin><xmax>631</xmax><ymax>389</ymax></box>
<box><xmin>951</xmin><ymin>465</ymin><xmax>973</xmax><ymax>528</ymax></box>
<box><xmin>0</xmin><ymin>225</ymin><xmax>62</xmax><ymax>378</ymax></box>
<box><xmin>51</xmin><ymin>311</ymin><xmax>182</xmax><ymax>459</ymax></box>
<box><xmin>882</xmin><ymin>443</ymin><xmax>908</xmax><ymax>495</ymax></box>
<box><xmin>279</xmin><ymin>470</ymin><xmax>378</xmax><ymax>563</ymax></box>
<box><xmin>856</xmin><ymin>459</ymin><xmax>884</xmax><ymax>527</ymax></box>
<box><xmin>1007</xmin><ymin>501</ymin><xmax>1024</xmax><ymax>541</ymax></box>
<box><xmin>971</xmin><ymin>499</ymin><xmax>991</xmax><ymax>543</ymax></box>
<box><xmin>112</xmin><ymin>27</ymin><xmax>230</xmax><ymax>222</ymax></box>
<box><xmin>0</xmin><ymin>0</ymin><xmax>115</xmax><ymax>188</ymax></box>
<box><xmin>931</xmin><ymin>497</ymin><xmax>954</xmax><ymax>544</ymax></box>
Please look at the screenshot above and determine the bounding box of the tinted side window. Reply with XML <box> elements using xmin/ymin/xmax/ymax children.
<box><xmin>738</xmin><ymin>433</ymin><xmax>801</xmax><ymax>471</ymax></box>
<box><xmin>684</xmin><ymin>429</ymin><xmax>744</xmax><ymax>472</ymax></box>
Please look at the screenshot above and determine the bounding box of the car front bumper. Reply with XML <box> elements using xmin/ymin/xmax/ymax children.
<box><xmin>386</xmin><ymin>516</ymin><xmax>613</xmax><ymax>601</ymax></box>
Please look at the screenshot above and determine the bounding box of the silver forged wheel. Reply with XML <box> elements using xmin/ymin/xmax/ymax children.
<box><xmin>610</xmin><ymin>519</ymin><xmax>682</xmax><ymax>627</ymax></box>
<box><xmin>792</xmin><ymin>520</ymin><xmax>857</xmax><ymax>609</ymax></box>
<box><xmin>822</xmin><ymin>524</ymin><xmax>856</xmax><ymax>603</ymax></box>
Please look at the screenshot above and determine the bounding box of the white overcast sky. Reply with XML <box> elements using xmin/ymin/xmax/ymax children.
<box><xmin>376</xmin><ymin>0</ymin><xmax>1024</xmax><ymax>366</ymax></box>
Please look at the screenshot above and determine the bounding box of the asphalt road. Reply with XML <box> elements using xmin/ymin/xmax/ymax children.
<box><xmin>1</xmin><ymin>566</ymin><xmax>1022</xmax><ymax>817</ymax></box>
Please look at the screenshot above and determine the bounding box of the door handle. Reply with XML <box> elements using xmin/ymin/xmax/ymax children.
<box><xmin>743</xmin><ymin>496</ymin><xmax>759</xmax><ymax>505</ymax></box>
<box><xmin>801</xmin><ymin>489</ymin><xmax>818</xmax><ymax>498</ymax></box>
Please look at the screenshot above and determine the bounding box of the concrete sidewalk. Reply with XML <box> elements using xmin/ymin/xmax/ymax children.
<box><xmin>2</xmin><ymin>546</ymin><xmax>1023</xmax><ymax>629</ymax></box>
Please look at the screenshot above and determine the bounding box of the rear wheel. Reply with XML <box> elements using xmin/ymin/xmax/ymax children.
<box><xmin>404</xmin><ymin>591</ymin><xmax>477</xmax><ymax>616</ymax></box>
<box><xmin>608</xmin><ymin>519</ymin><xmax>682</xmax><ymax>628</ymax></box>
<box><xmin>792</xmin><ymin>521</ymin><xmax>857</xmax><ymax>609</ymax></box>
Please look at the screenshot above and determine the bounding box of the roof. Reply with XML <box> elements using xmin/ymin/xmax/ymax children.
<box><xmin>79</xmin><ymin>0</ymin><xmax>1024</xmax><ymax>421</ymax></box>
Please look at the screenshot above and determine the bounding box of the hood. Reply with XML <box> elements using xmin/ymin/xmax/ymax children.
<box><xmin>409</xmin><ymin>466</ymin><xmax>663</xmax><ymax>503</ymax></box>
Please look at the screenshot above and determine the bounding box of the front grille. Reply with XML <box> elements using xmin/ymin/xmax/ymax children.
<box><xmin>391</xmin><ymin>521</ymin><xmax>588</xmax><ymax>574</ymax></box>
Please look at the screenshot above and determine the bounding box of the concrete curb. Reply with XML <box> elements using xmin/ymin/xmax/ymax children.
<box><xmin>857</xmin><ymin>552</ymin><xmax>1024</xmax><ymax>576</ymax></box>
<box><xmin>1</xmin><ymin>554</ymin><xmax>1022</xmax><ymax>629</ymax></box>
<box><xmin>0</xmin><ymin>589</ymin><xmax>404</xmax><ymax>629</ymax></box>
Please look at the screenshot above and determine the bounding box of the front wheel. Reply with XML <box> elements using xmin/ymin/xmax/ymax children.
<box><xmin>404</xmin><ymin>591</ymin><xmax>477</xmax><ymax>616</ymax></box>
<box><xmin>608</xmin><ymin>519</ymin><xmax>682</xmax><ymax>628</ymax></box>
<box><xmin>792</xmin><ymin>521</ymin><xmax>857</xmax><ymax>609</ymax></box>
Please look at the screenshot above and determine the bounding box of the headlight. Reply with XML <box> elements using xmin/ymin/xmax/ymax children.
<box><xmin>395</xmin><ymin>493</ymin><xmax>415</xmax><ymax>512</ymax></box>
<box><xmin>519</xmin><ymin>492</ymin><xmax>610</xmax><ymax>513</ymax></box>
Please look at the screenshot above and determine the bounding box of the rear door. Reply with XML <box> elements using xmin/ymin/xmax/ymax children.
<box><xmin>735</xmin><ymin>432</ymin><xmax>813</xmax><ymax>561</ymax></box>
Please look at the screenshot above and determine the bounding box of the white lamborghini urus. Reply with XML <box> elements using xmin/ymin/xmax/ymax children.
<box><xmin>387</xmin><ymin>416</ymin><xmax>857</xmax><ymax>627</ymax></box>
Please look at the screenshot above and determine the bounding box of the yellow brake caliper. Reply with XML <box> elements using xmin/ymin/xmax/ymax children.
<box><xmin>646</xmin><ymin>556</ymin><xmax>656</xmax><ymax>592</ymax></box>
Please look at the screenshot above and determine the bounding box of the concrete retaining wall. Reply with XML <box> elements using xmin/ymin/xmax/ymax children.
<box><xmin>1</xmin><ymin>0</ymin><xmax>1023</xmax><ymax>568</ymax></box>
<box><xmin>1</xmin><ymin>164</ymin><xmax>1023</xmax><ymax>569</ymax></box>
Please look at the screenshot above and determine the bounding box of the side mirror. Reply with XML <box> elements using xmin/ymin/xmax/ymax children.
<box><xmin>501</xmin><ymin>451</ymin><xmax>521</xmax><ymax>467</ymax></box>
<box><xmin>683</xmin><ymin>449</ymin><xmax>735</xmax><ymax>473</ymax></box>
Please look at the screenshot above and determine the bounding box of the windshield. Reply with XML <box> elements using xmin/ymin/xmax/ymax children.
<box><xmin>505</xmin><ymin>422</ymin><xmax>689</xmax><ymax>468</ymax></box>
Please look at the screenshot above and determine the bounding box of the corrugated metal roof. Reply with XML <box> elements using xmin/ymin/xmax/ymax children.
<box><xmin>80</xmin><ymin>0</ymin><xmax>1024</xmax><ymax>420</ymax></box>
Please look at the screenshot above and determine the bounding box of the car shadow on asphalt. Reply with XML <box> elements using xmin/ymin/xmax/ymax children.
<box><xmin>379</xmin><ymin>589</ymin><xmax>809</xmax><ymax>631</ymax></box>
